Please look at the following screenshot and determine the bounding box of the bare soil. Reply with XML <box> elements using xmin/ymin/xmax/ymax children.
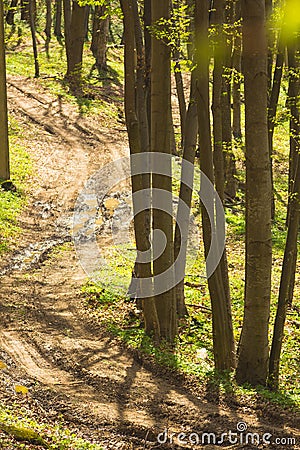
<box><xmin>0</xmin><ymin>75</ymin><xmax>299</xmax><ymax>449</ymax></box>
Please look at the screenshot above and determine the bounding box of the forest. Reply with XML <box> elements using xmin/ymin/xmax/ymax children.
<box><xmin>0</xmin><ymin>0</ymin><xmax>299</xmax><ymax>448</ymax></box>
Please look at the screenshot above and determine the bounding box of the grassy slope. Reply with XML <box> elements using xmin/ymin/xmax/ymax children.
<box><xmin>0</xmin><ymin>116</ymin><xmax>32</xmax><ymax>255</ymax></box>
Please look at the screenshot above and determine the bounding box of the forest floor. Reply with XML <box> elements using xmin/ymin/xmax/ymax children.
<box><xmin>0</xmin><ymin>75</ymin><xmax>299</xmax><ymax>449</ymax></box>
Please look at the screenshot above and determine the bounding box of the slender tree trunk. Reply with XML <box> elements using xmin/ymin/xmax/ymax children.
<box><xmin>29</xmin><ymin>0</ymin><xmax>39</xmax><ymax>77</ymax></box>
<box><xmin>268</xmin><ymin>155</ymin><xmax>299</xmax><ymax>390</ymax></box>
<box><xmin>132</xmin><ymin>0</ymin><xmax>155</xmax><ymax>326</ymax></box>
<box><xmin>65</xmin><ymin>0</ymin><xmax>88</xmax><ymax>91</ymax></box>
<box><xmin>91</xmin><ymin>5</ymin><xmax>109</xmax><ymax>72</ymax></box>
<box><xmin>171</xmin><ymin>0</ymin><xmax>187</xmax><ymax>147</ymax></box>
<box><xmin>151</xmin><ymin>0</ymin><xmax>177</xmax><ymax>342</ymax></box>
<box><xmin>223</xmin><ymin>0</ymin><xmax>236</xmax><ymax>199</ymax></box>
<box><xmin>120</xmin><ymin>0</ymin><xmax>160</xmax><ymax>340</ymax></box>
<box><xmin>0</xmin><ymin>0</ymin><xmax>10</xmax><ymax>180</ymax></box>
<box><xmin>212</xmin><ymin>0</ymin><xmax>232</xmax><ymax>311</ymax></box>
<box><xmin>236</xmin><ymin>0</ymin><xmax>272</xmax><ymax>387</ymax></box>
<box><xmin>6</xmin><ymin>0</ymin><xmax>18</xmax><ymax>26</ymax></box>
<box><xmin>144</xmin><ymin>0</ymin><xmax>151</xmax><ymax>134</ymax></box>
<box><xmin>186</xmin><ymin>0</ymin><xmax>195</xmax><ymax>62</ymax></box>
<box><xmin>20</xmin><ymin>0</ymin><xmax>29</xmax><ymax>23</ymax></box>
<box><xmin>54</xmin><ymin>0</ymin><xmax>63</xmax><ymax>40</ymax></box>
<box><xmin>265</xmin><ymin>0</ymin><xmax>273</xmax><ymax>93</ymax></box>
<box><xmin>174</xmin><ymin>74</ymin><xmax>198</xmax><ymax>318</ymax></box>
<box><xmin>286</xmin><ymin>40</ymin><xmax>299</xmax><ymax>225</ymax></box>
<box><xmin>268</xmin><ymin>32</ymin><xmax>285</xmax><ymax>219</ymax></box>
<box><xmin>174</xmin><ymin>59</ymin><xmax>187</xmax><ymax>148</ymax></box>
<box><xmin>63</xmin><ymin>0</ymin><xmax>71</xmax><ymax>58</ymax></box>
<box><xmin>194</xmin><ymin>0</ymin><xmax>235</xmax><ymax>371</ymax></box>
<box><xmin>232</xmin><ymin>0</ymin><xmax>242</xmax><ymax>140</ymax></box>
<box><xmin>212</xmin><ymin>0</ymin><xmax>225</xmax><ymax>201</ymax></box>
<box><xmin>45</xmin><ymin>0</ymin><xmax>52</xmax><ymax>58</ymax></box>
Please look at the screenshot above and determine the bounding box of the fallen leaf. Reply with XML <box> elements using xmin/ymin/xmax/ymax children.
<box><xmin>15</xmin><ymin>385</ymin><xmax>29</xmax><ymax>395</ymax></box>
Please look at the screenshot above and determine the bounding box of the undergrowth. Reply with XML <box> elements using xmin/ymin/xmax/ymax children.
<box><xmin>0</xmin><ymin>116</ymin><xmax>32</xmax><ymax>255</ymax></box>
<box><xmin>0</xmin><ymin>406</ymin><xmax>103</xmax><ymax>449</ymax></box>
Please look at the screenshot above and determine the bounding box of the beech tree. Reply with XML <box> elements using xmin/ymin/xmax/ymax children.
<box><xmin>91</xmin><ymin>4</ymin><xmax>110</xmax><ymax>72</ymax></box>
<box><xmin>0</xmin><ymin>0</ymin><xmax>10</xmax><ymax>181</ymax></box>
<box><xmin>236</xmin><ymin>0</ymin><xmax>272</xmax><ymax>386</ymax></box>
<box><xmin>151</xmin><ymin>0</ymin><xmax>177</xmax><ymax>342</ymax></box>
<box><xmin>120</xmin><ymin>0</ymin><xmax>160</xmax><ymax>340</ymax></box>
<box><xmin>64</xmin><ymin>0</ymin><xmax>88</xmax><ymax>91</ymax></box>
<box><xmin>269</xmin><ymin>30</ymin><xmax>300</xmax><ymax>390</ymax></box>
<box><xmin>194</xmin><ymin>0</ymin><xmax>235</xmax><ymax>371</ymax></box>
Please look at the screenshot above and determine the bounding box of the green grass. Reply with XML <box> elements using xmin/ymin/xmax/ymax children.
<box><xmin>5</xmin><ymin>25</ymin><xmax>124</xmax><ymax>120</ymax></box>
<box><xmin>0</xmin><ymin>117</ymin><xmax>32</xmax><ymax>255</ymax></box>
<box><xmin>0</xmin><ymin>406</ymin><xmax>103</xmax><ymax>449</ymax></box>
<box><xmin>81</xmin><ymin>108</ymin><xmax>300</xmax><ymax>410</ymax></box>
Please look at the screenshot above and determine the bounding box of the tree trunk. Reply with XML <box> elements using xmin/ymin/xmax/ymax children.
<box><xmin>286</xmin><ymin>40</ymin><xmax>299</xmax><ymax>226</ymax></box>
<box><xmin>63</xmin><ymin>0</ymin><xmax>71</xmax><ymax>56</ymax></box>
<box><xmin>265</xmin><ymin>0</ymin><xmax>274</xmax><ymax>93</ymax></box>
<box><xmin>0</xmin><ymin>0</ymin><xmax>10</xmax><ymax>180</ymax></box>
<box><xmin>268</xmin><ymin>32</ymin><xmax>285</xmax><ymax>219</ymax></box>
<box><xmin>144</xmin><ymin>0</ymin><xmax>151</xmax><ymax>134</ymax></box>
<box><xmin>29</xmin><ymin>0</ymin><xmax>39</xmax><ymax>77</ymax></box>
<box><xmin>212</xmin><ymin>0</ymin><xmax>225</xmax><ymax>201</ymax></box>
<box><xmin>232</xmin><ymin>0</ymin><xmax>242</xmax><ymax>140</ymax></box>
<box><xmin>186</xmin><ymin>0</ymin><xmax>195</xmax><ymax>62</ymax></box>
<box><xmin>20</xmin><ymin>0</ymin><xmax>29</xmax><ymax>23</ymax></box>
<box><xmin>120</xmin><ymin>0</ymin><xmax>160</xmax><ymax>340</ymax></box>
<box><xmin>171</xmin><ymin>0</ymin><xmax>187</xmax><ymax>148</ymax></box>
<box><xmin>194</xmin><ymin>0</ymin><xmax>235</xmax><ymax>371</ymax></box>
<box><xmin>223</xmin><ymin>0</ymin><xmax>236</xmax><ymax>199</ymax></box>
<box><xmin>54</xmin><ymin>0</ymin><xmax>63</xmax><ymax>40</ymax></box>
<box><xmin>65</xmin><ymin>0</ymin><xmax>88</xmax><ymax>92</ymax></box>
<box><xmin>151</xmin><ymin>0</ymin><xmax>177</xmax><ymax>343</ymax></box>
<box><xmin>268</xmin><ymin>154</ymin><xmax>299</xmax><ymax>390</ymax></box>
<box><xmin>174</xmin><ymin>60</ymin><xmax>187</xmax><ymax>148</ymax></box>
<box><xmin>91</xmin><ymin>5</ymin><xmax>109</xmax><ymax>72</ymax></box>
<box><xmin>236</xmin><ymin>0</ymin><xmax>272</xmax><ymax>387</ymax></box>
<box><xmin>174</xmin><ymin>74</ymin><xmax>198</xmax><ymax>319</ymax></box>
<box><xmin>6</xmin><ymin>0</ymin><xmax>18</xmax><ymax>26</ymax></box>
<box><xmin>44</xmin><ymin>0</ymin><xmax>52</xmax><ymax>58</ymax></box>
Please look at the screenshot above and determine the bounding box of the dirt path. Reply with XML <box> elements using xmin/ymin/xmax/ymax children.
<box><xmin>0</xmin><ymin>76</ymin><xmax>299</xmax><ymax>449</ymax></box>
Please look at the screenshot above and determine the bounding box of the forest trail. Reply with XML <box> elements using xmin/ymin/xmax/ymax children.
<box><xmin>0</xmin><ymin>76</ymin><xmax>299</xmax><ymax>449</ymax></box>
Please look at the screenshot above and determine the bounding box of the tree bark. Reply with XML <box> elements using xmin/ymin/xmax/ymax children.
<box><xmin>65</xmin><ymin>0</ymin><xmax>88</xmax><ymax>91</ymax></box>
<box><xmin>6</xmin><ymin>0</ymin><xmax>18</xmax><ymax>26</ymax></box>
<box><xmin>286</xmin><ymin>40</ymin><xmax>300</xmax><ymax>226</ymax></box>
<box><xmin>29</xmin><ymin>0</ymin><xmax>39</xmax><ymax>78</ymax></box>
<box><xmin>20</xmin><ymin>0</ymin><xmax>29</xmax><ymax>23</ymax></box>
<box><xmin>236</xmin><ymin>0</ymin><xmax>272</xmax><ymax>387</ymax></box>
<box><xmin>91</xmin><ymin>5</ymin><xmax>109</xmax><ymax>72</ymax></box>
<box><xmin>212</xmin><ymin>0</ymin><xmax>225</xmax><ymax>201</ymax></box>
<box><xmin>45</xmin><ymin>0</ymin><xmax>52</xmax><ymax>58</ymax></box>
<box><xmin>54</xmin><ymin>0</ymin><xmax>63</xmax><ymax>40</ymax></box>
<box><xmin>269</xmin><ymin>154</ymin><xmax>299</xmax><ymax>390</ymax></box>
<box><xmin>223</xmin><ymin>0</ymin><xmax>236</xmax><ymax>199</ymax></box>
<box><xmin>232</xmin><ymin>0</ymin><xmax>242</xmax><ymax>140</ymax></box>
<box><xmin>0</xmin><ymin>0</ymin><xmax>10</xmax><ymax>180</ymax></box>
<box><xmin>268</xmin><ymin>32</ymin><xmax>285</xmax><ymax>219</ymax></box>
<box><xmin>151</xmin><ymin>0</ymin><xmax>177</xmax><ymax>342</ymax></box>
<box><xmin>144</xmin><ymin>0</ymin><xmax>151</xmax><ymax>134</ymax></box>
<box><xmin>194</xmin><ymin>0</ymin><xmax>235</xmax><ymax>371</ymax></box>
<box><xmin>174</xmin><ymin>74</ymin><xmax>198</xmax><ymax>318</ymax></box>
<box><xmin>120</xmin><ymin>0</ymin><xmax>160</xmax><ymax>340</ymax></box>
